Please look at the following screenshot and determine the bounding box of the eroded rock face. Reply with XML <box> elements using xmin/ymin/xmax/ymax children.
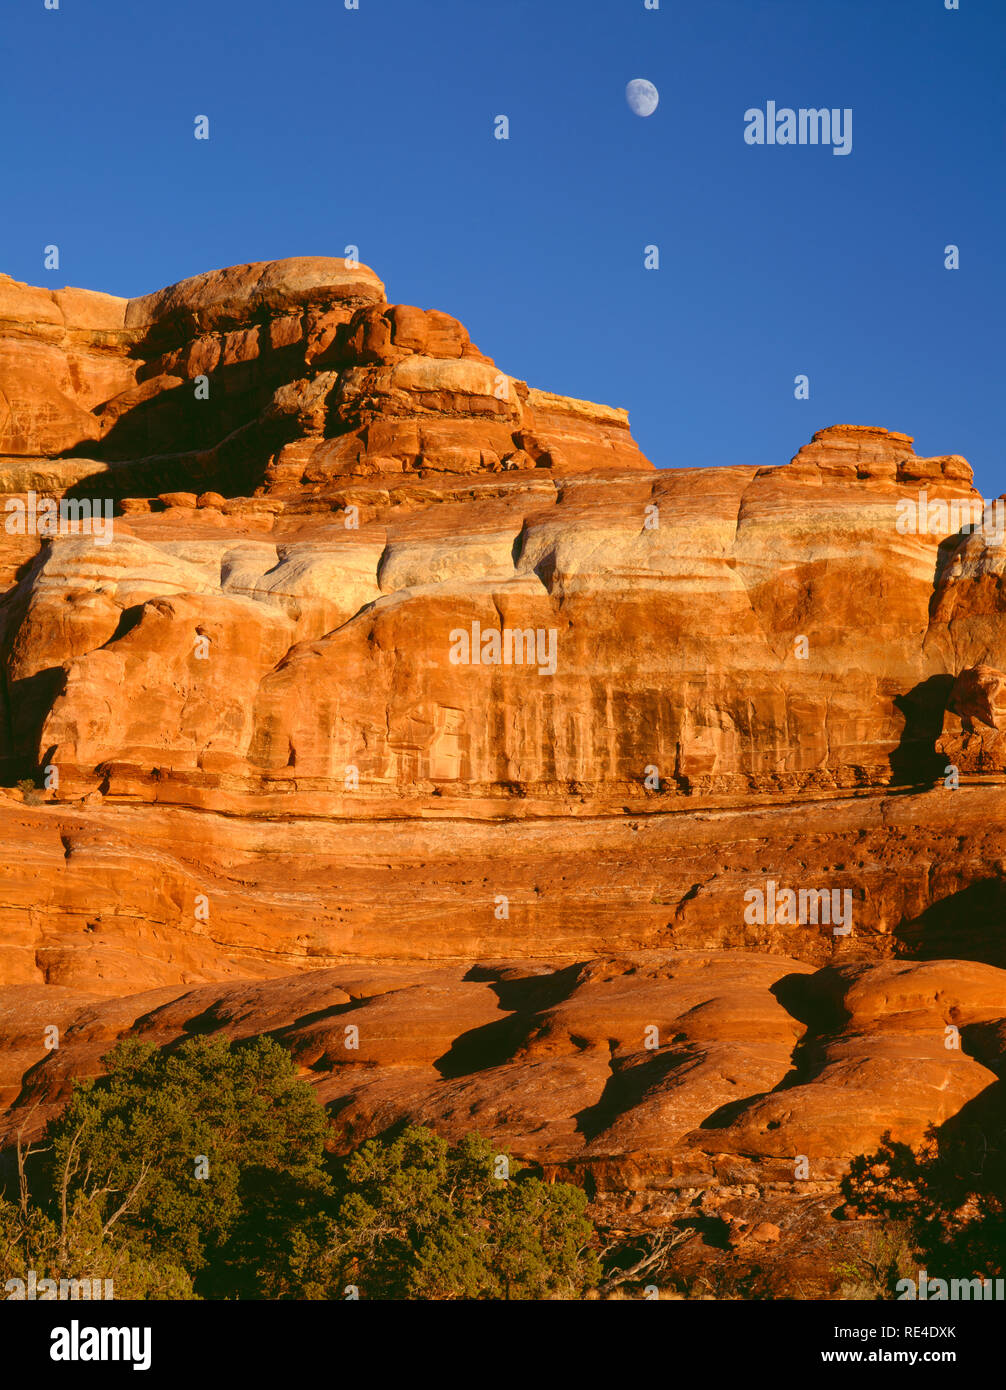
<box><xmin>3</xmin><ymin>434</ymin><xmax>995</xmax><ymax>808</ymax></box>
<box><xmin>1</xmin><ymin>257</ymin><xmax>1005</xmax><ymax>1227</ymax></box>
<box><xmin>3</xmin><ymin>261</ymin><xmax>997</xmax><ymax>815</ymax></box>
<box><xmin>2</xmin><ymin>953</ymin><xmax>1002</xmax><ymax>1204</ymax></box>
<box><xmin>937</xmin><ymin>665</ymin><xmax>1006</xmax><ymax>771</ymax></box>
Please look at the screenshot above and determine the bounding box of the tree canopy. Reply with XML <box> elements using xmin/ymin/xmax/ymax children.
<box><xmin>2</xmin><ymin>1034</ymin><xmax>600</xmax><ymax>1300</ymax></box>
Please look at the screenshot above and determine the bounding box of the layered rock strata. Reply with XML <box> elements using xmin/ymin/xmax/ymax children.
<box><xmin>1</xmin><ymin>258</ymin><xmax>1004</xmax><ymax>1247</ymax></box>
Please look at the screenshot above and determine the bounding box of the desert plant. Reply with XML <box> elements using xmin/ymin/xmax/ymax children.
<box><xmin>43</xmin><ymin>1034</ymin><xmax>332</xmax><ymax>1279</ymax></box>
<box><xmin>21</xmin><ymin>1038</ymin><xmax>601</xmax><ymax>1300</ymax></box>
<box><xmin>331</xmin><ymin>1125</ymin><xmax>600</xmax><ymax>1300</ymax></box>
<box><xmin>831</xmin><ymin>1222</ymin><xmax>916</xmax><ymax>1298</ymax></box>
<box><xmin>842</xmin><ymin>1114</ymin><xmax>1006</xmax><ymax>1280</ymax></box>
<box><xmin>15</xmin><ymin>778</ymin><xmax>42</xmax><ymax>805</ymax></box>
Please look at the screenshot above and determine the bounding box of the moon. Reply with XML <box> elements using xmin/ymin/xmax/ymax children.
<box><xmin>626</xmin><ymin>78</ymin><xmax>659</xmax><ymax>118</ymax></box>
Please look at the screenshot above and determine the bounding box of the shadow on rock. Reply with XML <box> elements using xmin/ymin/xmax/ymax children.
<box><xmin>888</xmin><ymin>674</ymin><xmax>955</xmax><ymax>788</ymax></box>
<box><xmin>896</xmin><ymin>878</ymin><xmax>1006</xmax><ymax>969</ymax></box>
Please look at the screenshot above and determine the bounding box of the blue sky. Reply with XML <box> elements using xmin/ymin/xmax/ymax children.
<box><xmin>2</xmin><ymin>0</ymin><xmax>1003</xmax><ymax>487</ymax></box>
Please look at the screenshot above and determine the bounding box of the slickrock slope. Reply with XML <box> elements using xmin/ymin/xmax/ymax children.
<box><xmin>1</xmin><ymin>257</ymin><xmax>1005</xmax><ymax>1260</ymax></box>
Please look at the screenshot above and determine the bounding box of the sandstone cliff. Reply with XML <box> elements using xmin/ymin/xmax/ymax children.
<box><xmin>1</xmin><ymin>257</ymin><xmax>1004</xmax><ymax>1275</ymax></box>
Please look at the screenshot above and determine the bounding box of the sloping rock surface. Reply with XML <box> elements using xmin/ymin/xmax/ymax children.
<box><xmin>1</xmin><ymin>258</ymin><xmax>1004</xmax><ymax>1214</ymax></box>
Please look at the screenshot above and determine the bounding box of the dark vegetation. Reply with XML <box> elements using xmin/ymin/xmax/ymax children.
<box><xmin>0</xmin><ymin>1035</ymin><xmax>599</xmax><ymax>1300</ymax></box>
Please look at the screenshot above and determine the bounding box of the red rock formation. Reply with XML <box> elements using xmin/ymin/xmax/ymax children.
<box><xmin>937</xmin><ymin>664</ymin><xmax>1006</xmax><ymax>771</ymax></box>
<box><xmin>1</xmin><ymin>257</ymin><xmax>1004</xmax><ymax>1249</ymax></box>
<box><xmin>2</xmin><ymin>953</ymin><xmax>1002</xmax><ymax>1209</ymax></box>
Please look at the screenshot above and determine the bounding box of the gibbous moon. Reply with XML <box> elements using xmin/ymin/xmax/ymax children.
<box><xmin>626</xmin><ymin>78</ymin><xmax>659</xmax><ymax>117</ymax></box>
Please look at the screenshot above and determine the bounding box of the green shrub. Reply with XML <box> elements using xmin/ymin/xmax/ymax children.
<box><xmin>0</xmin><ymin>1190</ymin><xmax>195</xmax><ymax>1300</ymax></box>
<box><xmin>332</xmin><ymin>1125</ymin><xmax>600</xmax><ymax>1300</ymax></box>
<box><xmin>44</xmin><ymin>1034</ymin><xmax>332</xmax><ymax>1278</ymax></box>
<box><xmin>11</xmin><ymin>1035</ymin><xmax>600</xmax><ymax>1300</ymax></box>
